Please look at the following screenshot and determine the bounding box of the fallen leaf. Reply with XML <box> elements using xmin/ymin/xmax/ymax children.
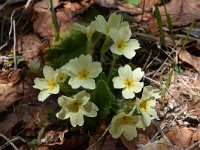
<box><xmin>32</xmin><ymin>0</ymin><xmax>94</xmax><ymax>37</ymax></box>
<box><xmin>166</xmin><ymin>126</ymin><xmax>193</xmax><ymax>148</ymax></box>
<box><xmin>17</xmin><ymin>34</ymin><xmax>41</xmax><ymax>60</ymax></box>
<box><xmin>142</xmin><ymin>138</ymin><xmax>172</xmax><ymax>150</ymax></box>
<box><xmin>40</xmin><ymin>129</ymin><xmax>68</xmax><ymax>146</ymax></box>
<box><xmin>146</xmin><ymin>0</ymin><xmax>200</xmax><ymax>34</ymax></box>
<box><xmin>0</xmin><ymin>69</ymin><xmax>23</xmax><ymax>113</ymax></box>
<box><xmin>0</xmin><ymin>112</ymin><xmax>19</xmax><ymax>135</ymax></box>
<box><xmin>179</xmin><ymin>49</ymin><xmax>200</xmax><ymax>72</ymax></box>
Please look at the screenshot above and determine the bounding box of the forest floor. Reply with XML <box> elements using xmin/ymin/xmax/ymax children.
<box><xmin>0</xmin><ymin>0</ymin><xmax>200</xmax><ymax>149</ymax></box>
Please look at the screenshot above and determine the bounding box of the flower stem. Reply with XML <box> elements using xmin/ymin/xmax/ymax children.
<box><xmin>49</xmin><ymin>0</ymin><xmax>60</xmax><ymax>42</ymax></box>
<box><xmin>100</xmin><ymin>36</ymin><xmax>111</xmax><ymax>63</ymax></box>
<box><xmin>108</xmin><ymin>55</ymin><xmax>118</xmax><ymax>81</ymax></box>
<box><xmin>86</xmin><ymin>40</ymin><xmax>93</xmax><ymax>55</ymax></box>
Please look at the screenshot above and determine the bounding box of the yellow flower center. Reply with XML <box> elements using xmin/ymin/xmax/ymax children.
<box><xmin>116</xmin><ymin>40</ymin><xmax>127</xmax><ymax>51</ymax></box>
<box><xmin>119</xmin><ymin>116</ymin><xmax>133</xmax><ymax>125</ymax></box>
<box><xmin>48</xmin><ymin>79</ymin><xmax>56</xmax><ymax>91</ymax></box>
<box><xmin>124</xmin><ymin>77</ymin><xmax>135</xmax><ymax>89</ymax></box>
<box><xmin>140</xmin><ymin>100</ymin><xmax>147</xmax><ymax>111</ymax></box>
<box><xmin>78</xmin><ymin>68</ymin><xmax>90</xmax><ymax>80</ymax></box>
<box><xmin>68</xmin><ymin>100</ymin><xmax>82</xmax><ymax>112</ymax></box>
<box><xmin>57</xmin><ymin>72</ymin><xmax>66</xmax><ymax>82</ymax></box>
<box><xmin>105</xmin><ymin>26</ymin><xmax>110</xmax><ymax>34</ymax></box>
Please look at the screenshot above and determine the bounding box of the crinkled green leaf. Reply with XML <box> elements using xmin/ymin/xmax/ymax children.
<box><xmin>126</xmin><ymin>0</ymin><xmax>141</xmax><ymax>6</ymax></box>
<box><xmin>91</xmin><ymin>79</ymin><xmax>115</xmax><ymax>120</ymax></box>
<box><xmin>45</xmin><ymin>27</ymin><xmax>87</xmax><ymax>68</ymax></box>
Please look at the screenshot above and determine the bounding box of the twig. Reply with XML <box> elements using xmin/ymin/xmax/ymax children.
<box><xmin>151</xmin><ymin>120</ymin><xmax>172</xmax><ymax>145</ymax></box>
<box><xmin>86</xmin><ymin>126</ymin><xmax>110</xmax><ymax>150</ymax></box>
<box><xmin>144</xmin><ymin>75</ymin><xmax>160</xmax><ymax>86</ymax></box>
<box><xmin>13</xmin><ymin>20</ymin><xmax>17</xmax><ymax>69</ymax></box>
<box><xmin>185</xmin><ymin>140</ymin><xmax>200</xmax><ymax>150</ymax></box>
<box><xmin>142</xmin><ymin>49</ymin><xmax>152</xmax><ymax>70</ymax></box>
<box><xmin>0</xmin><ymin>136</ymin><xmax>26</xmax><ymax>149</ymax></box>
<box><xmin>0</xmin><ymin>134</ymin><xmax>19</xmax><ymax>150</ymax></box>
<box><xmin>25</xmin><ymin>0</ymin><xmax>32</xmax><ymax>9</ymax></box>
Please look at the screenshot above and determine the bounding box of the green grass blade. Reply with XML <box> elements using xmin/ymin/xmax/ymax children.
<box><xmin>182</xmin><ymin>19</ymin><xmax>196</xmax><ymax>49</ymax></box>
<box><xmin>155</xmin><ymin>6</ymin><xmax>166</xmax><ymax>48</ymax></box>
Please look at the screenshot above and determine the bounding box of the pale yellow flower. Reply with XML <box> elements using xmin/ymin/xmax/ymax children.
<box><xmin>109</xmin><ymin>112</ymin><xmax>140</xmax><ymax>140</ymax></box>
<box><xmin>56</xmin><ymin>90</ymin><xmax>99</xmax><ymax>127</ymax></box>
<box><xmin>109</xmin><ymin>27</ymin><xmax>140</xmax><ymax>59</ymax></box>
<box><xmin>135</xmin><ymin>86</ymin><xmax>160</xmax><ymax>126</ymax></box>
<box><xmin>73</xmin><ymin>21</ymin><xmax>96</xmax><ymax>41</ymax></box>
<box><xmin>95</xmin><ymin>13</ymin><xmax>129</xmax><ymax>35</ymax></box>
<box><xmin>112</xmin><ymin>65</ymin><xmax>144</xmax><ymax>99</ymax></box>
<box><xmin>55</xmin><ymin>65</ymin><xmax>68</xmax><ymax>83</ymax></box>
<box><xmin>66</xmin><ymin>54</ymin><xmax>102</xmax><ymax>89</ymax></box>
<box><xmin>33</xmin><ymin>65</ymin><xmax>59</xmax><ymax>102</ymax></box>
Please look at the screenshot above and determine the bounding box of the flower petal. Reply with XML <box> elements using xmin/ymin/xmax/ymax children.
<box><xmin>95</xmin><ymin>15</ymin><xmax>107</xmax><ymax>34</ymax></box>
<box><xmin>123</xmin><ymin>125</ymin><xmax>137</xmax><ymax>140</ymax></box>
<box><xmin>109</xmin><ymin>28</ymin><xmax>121</xmax><ymax>42</ymax></box>
<box><xmin>146</xmin><ymin>107</ymin><xmax>159</xmax><ymax>120</ymax></box>
<box><xmin>118</xmin><ymin>65</ymin><xmax>132</xmax><ymax>77</ymax></box>
<box><xmin>70</xmin><ymin>112</ymin><xmax>84</xmax><ymax>127</ymax></box>
<box><xmin>112</xmin><ymin>76</ymin><xmax>125</xmax><ymax>89</ymax></box>
<box><xmin>73</xmin><ymin>23</ymin><xmax>87</xmax><ymax>33</ymax></box>
<box><xmin>82</xmin><ymin>102</ymin><xmax>98</xmax><ymax>117</ymax></box>
<box><xmin>33</xmin><ymin>78</ymin><xmax>48</xmax><ymax>90</ymax></box>
<box><xmin>38</xmin><ymin>90</ymin><xmax>51</xmax><ymax>102</ymax></box>
<box><xmin>141</xmin><ymin>111</ymin><xmax>151</xmax><ymax>126</ymax></box>
<box><xmin>108</xmin><ymin>13</ymin><xmax>122</xmax><ymax>29</ymax></box>
<box><xmin>81</xmin><ymin>78</ymin><xmax>96</xmax><ymax>89</ymax></box>
<box><xmin>131</xmin><ymin>68</ymin><xmax>144</xmax><ymax>81</ymax></box>
<box><xmin>89</xmin><ymin>62</ymin><xmax>102</xmax><ymax>78</ymax></box>
<box><xmin>65</xmin><ymin>58</ymin><xmax>81</xmax><ymax>76</ymax></box>
<box><xmin>74</xmin><ymin>90</ymin><xmax>90</xmax><ymax>105</ymax></box>
<box><xmin>119</xmin><ymin>27</ymin><xmax>132</xmax><ymax>42</ymax></box>
<box><xmin>79</xmin><ymin>54</ymin><xmax>92</xmax><ymax>68</ymax></box>
<box><xmin>68</xmin><ymin>77</ymin><xmax>81</xmax><ymax>89</ymax></box>
<box><xmin>109</xmin><ymin>123</ymin><xmax>124</xmax><ymax>139</ymax></box>
<box><xmin>48</xmin><ymin>83</ymin><xmax>60</xmax><ymax>94</ymax></box>
<box><xmin>56</xmin><ymin>108</ymin><xmax>70</xmax><ymax>120</ymax></box>
<box><xmin>127</xmin><ymin>39</ymin><xmax>140</xmax><ymax>51</ymax></box>
<box><xmin>122</xmin><ymin>88</ymin><xmax>135</xmax><ymax>99</ymax></box>
<box><xmin>131</xmin><ymin>81</ymin><xmax>144</xmax><ymax>93</ymax></box>
<box><xmin>58</xmin><ymin>96</ymin><xmax>71</xmax><ymax>107</ymax></box>
<box><xmin>43</xmin><ymin>65</ymin><xmax>55</xmax><ymax>80</ymax></box>
<box><xmin>110</xmin><ymin>44</ymin><xmax>123</xmax><ymax>55</ymax></box>
<box><xmin>122</xmin><ymin>48</ymin><xmax>136</xmax><ymax>59</ymax></box>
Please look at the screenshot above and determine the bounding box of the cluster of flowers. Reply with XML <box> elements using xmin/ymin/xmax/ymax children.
<box><xmin>33</xmin><ymin>13</ymin><xmax>160</xmax><ymax>141</ymax></box>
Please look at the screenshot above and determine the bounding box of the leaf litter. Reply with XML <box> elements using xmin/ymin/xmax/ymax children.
<box><xmin>0</xmin><ymin>0</ymin><xmax>200</xmax><ymax>149</ymax></box>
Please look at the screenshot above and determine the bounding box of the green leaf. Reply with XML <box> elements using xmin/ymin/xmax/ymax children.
<box><xmin>173</xmin><ymin>64</ymin><xmax>183</xmax><ymax>74</ymax></box>
<box><xmin>44</xmin><ymin>27</ymin><xmax>87</xmax><ymax>68</ymax></box>
<box><xmin>155</xmin><ymin>6</ymin><xmax>166</xmax><ymax>47</ymax></box>
<box><xmin>90</xmin><ymin>79</ymin><xmax>115</xmax><ymax>120</ymax></box>
<box><xmin>126</xmin><ymin>0</ymin><xmax>141</xmax><ymax>5</ymax></box>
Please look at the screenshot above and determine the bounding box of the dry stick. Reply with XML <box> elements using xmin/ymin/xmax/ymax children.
<box><xmin>142</xmin><ymin>49</ymin><xmax>152</xmax><ymax>70</ymax></box>
<box><xmin>185</xmin><ymin>140</ymin><xmax>200</xmax><ymax>150</ymax></box>
<box><xmin>25</xmin><ymin>0</ymin><xmax>32</xmax><ymax>9</ymax></box>
<box><xmin>144</xmin><ymin>75</ymin><xmax>181</xmax><ymax>104</ymax></box>
<box><xmin>0</xmin><ymin>19</ymin><xmax>4</xmax><ymax>45</ymax></box>
<box><xmin>152</xmin><ymin>39</ymin><xmax>181</xmax><ymax>78</ymax></box>
<box><xmin>86</xmin><ymin>126</ymin><xmax>110</xmax><ymax>150</ymax></box>
<box><xmin>0</xmin><ymin>8</ymin><xmax>18</xmax><ymax>50</ymax></box>
<box><xmin>13</xmin><ymin>20</ymin><xmax>17</xmax><ymax>69</ymax></box>
<box><xmin>0</xmin><ymin>136</ymin><xmax>26</xmax><ymax>149</ymax></box>
<box><xmin>0</xmin><ymin>134</ymin><xmax>19</xmax><ymax>150</ymax></box>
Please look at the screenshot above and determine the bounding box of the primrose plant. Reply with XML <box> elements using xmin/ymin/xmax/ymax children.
<box><xmin>33</xmin><ymin>13</ymin><xmax>160</xmax><ymax>141</ymax></box>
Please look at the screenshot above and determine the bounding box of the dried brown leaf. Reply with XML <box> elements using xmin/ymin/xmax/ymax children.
<box><xmin>0</xmin><ymin>69</ymin><xmax>23</xmax><ymax>113</ymax></box>
<box><xmin>179</xmin><ymin>49</ymin><xmax>200</xmax><ymax>72</ymax></box>
<box><xmin>166</xmin><ymin>126</ymin><xmax>193</xmax><ymax>148</ymax></box>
